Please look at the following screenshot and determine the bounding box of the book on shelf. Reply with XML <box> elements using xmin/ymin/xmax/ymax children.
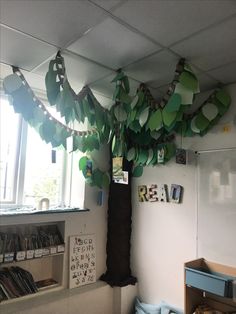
<box><xmin>0</xmin><ymin>224</ymin><xmax>65</xmax><ymax>264</ymax></box>
<box><xmin>35</xmin><ymin>278</ymin><xmax>58</xmax><ymax>290</ymax></box>
<box><xmin>0</xmin><ymin>266</ymin><xmax>38</xmax><ymax>302</ymax></box>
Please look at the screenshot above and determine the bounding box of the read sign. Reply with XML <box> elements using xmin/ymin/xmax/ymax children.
<box><xmin>138</xmin><ymin>184</ymin><xmax>183</xmax><ymax>203</ymax></box>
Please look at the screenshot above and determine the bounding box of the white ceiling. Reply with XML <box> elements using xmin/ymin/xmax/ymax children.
<box><xmin>1</xmin><ymin>0</ymin><xmax>236</xmax><ymax>104</ymax></box>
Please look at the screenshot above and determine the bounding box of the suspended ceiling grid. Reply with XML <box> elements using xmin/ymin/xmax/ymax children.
<box><xmin>1</xmin><ymin>0</ymin><xmax>236</xmax><ymax>107</ymax></box>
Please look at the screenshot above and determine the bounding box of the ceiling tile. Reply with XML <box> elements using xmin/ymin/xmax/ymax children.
<box><xmin>157</xmin><ymin>84</ymin><xmax>169</xmax><ymax>95</ymax></box>
<box><xmin>90</xmin><ymin>73</ymin><xmax>139</xmax><ymax>98</ymax></box>
<box><xmin>0</xmin><ymin>62</ymin><xmax>13</xmax><ymax>79</ymax></box>
<box><xmin>34</xmin><ymin>52</ymin><xmax>111</xmax><ymax>92</ymax></box>
<box><xmin>154</xmin><ymin>72</ymin><xmax>218</xmax><ymax>95</ymax></box>
<box><xmin>89</xmin><ymin>0</ymin><xmax>127</xmax><ymax>11</ymax></box>
<box><xmin>112</xmin><ymin>0</ymin><xmax>236</xmax><ymax>46</ymax></box>
<box><xmin>124</xmin><ymin>50</ymin><xmax>179</xmax><ymax>87</ymax></box>
<box><xmin>0</xmin><ymin>62</ymin><xmax>49</xmax><ymax>95</ymax></box>
<box><xmin>92</xmin><ymin>93</ymin><xmax>113</xmax><ymax>109</ymax></box>
<box><xmin>148</xmin><ymin>87</ymin><xmax>164</xmax><ymax>102</ymax></box>
<box><xmin>197</xmin><ymin>73</ymin><xmax>219</xmax><ymax>92</ymax></box>
<box><xmin>67</xmin><ymin>17</ymin><xmax>160</xmax><ymax>69</ymax></box>
<box><xmin>207</xmin><ymin>62</ymin><xmax>236</xmax><ymax>85</ymax></box>
<box><xmin>0</xmin><ymin>25</ymin><xmax>56</xmax><ymax>71</ymax></box>
<box><xmin>0</xmin><ymin>0</ymin><xmax>108</xmax><ymax>47</ymax></box>
<box><xmin>171</xmin><ymin>17</ymin><xmax>236</xmax><ymax>71</ymax></box>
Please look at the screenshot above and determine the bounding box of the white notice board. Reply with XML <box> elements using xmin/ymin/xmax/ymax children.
<box><xmin>197</xmin><ymin>149</ymin><xmax>236</xmax><ymax>267</ymax></box>
<box><xmin>69</xmin><ymin>234</ymin><xmax>96</xmax><ymax>288</ymax></box>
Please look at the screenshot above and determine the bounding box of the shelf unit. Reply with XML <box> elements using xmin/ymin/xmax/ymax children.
<box><xmin>185</xmin><ymin>258</ymin><xmax>236</xmax><ymax>314</ymax></box>
<box><xmin>0</xmin><ymin>221</ymin><xmax>65</xmax><ymax>304</ymax></box>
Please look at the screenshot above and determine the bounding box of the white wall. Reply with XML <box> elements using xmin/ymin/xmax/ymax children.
<box><xmin>130</xmin><ymin>83</ymin><xmax>236</xmax><ymax>309</ymax></box>
<box><xmin>0</xmin><ymin>145</ymin><xmax>113</xmax><ymax>314</ymax></box>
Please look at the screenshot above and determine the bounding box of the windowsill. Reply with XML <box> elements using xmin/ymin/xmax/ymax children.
<box><xmin>0</xmin><ymin>207</ymin><xmax>89</xmax><ymax>216</ymax></box>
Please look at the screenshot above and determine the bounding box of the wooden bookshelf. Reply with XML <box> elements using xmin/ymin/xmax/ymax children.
<box><xmin>0</xmin><ymin>221</ymin><xmax>65</xmax><ymax>304</ymax></box>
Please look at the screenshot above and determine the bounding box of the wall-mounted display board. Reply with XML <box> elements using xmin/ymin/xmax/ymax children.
<box><xmin>197</xmin><ymin>149</ymin><xmax>236</xmax><ymax>267</ymax></box>
<box><xmin>69</xmin><ymin>234</ymin><xmax>96</xmax><ymax>289</ymax></box>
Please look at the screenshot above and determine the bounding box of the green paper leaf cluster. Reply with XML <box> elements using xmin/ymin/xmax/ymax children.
<box><xmin>188</xmin><ymin>88</ymin><xmax>231</xmax><ymax>136</ymax></box>
<box><xmin>78</xmin><ymin>156</ymin><xmax>110</xmax><ymax>189</ymax></box>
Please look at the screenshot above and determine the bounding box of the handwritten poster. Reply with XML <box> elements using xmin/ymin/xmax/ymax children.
<box><xmin>69</xmin><ymin>234</ymin><xmax>96</xmax><ymax>289</ymax></box>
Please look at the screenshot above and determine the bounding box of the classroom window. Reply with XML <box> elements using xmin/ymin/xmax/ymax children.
<box><xmin>0</xmin><ymin>96</ymin><xmax>85</xmax><ymax>212</ymax></box>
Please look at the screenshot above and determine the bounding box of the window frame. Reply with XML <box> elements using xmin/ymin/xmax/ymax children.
<box><xmin>0</xmin><ymin>95</ymin><xmax>85</xmax><ymax>212</ymax></box>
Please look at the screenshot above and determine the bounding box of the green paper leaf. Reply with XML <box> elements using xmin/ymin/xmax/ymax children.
<box><xmin>130</xmin><ymin>130</ymin><xmax>152</xmax><ymax>145</ymax></box>
<box><xmin>215</xmin><ymin>89</ymin><xmax>231</xmax><ymax>107</ymax></box>
<box><xmin>162</xmin><ymin>107</ymin><xmax>177</xmax><ymax>127</ymax></box>
<box><xmin>195</xmin><ymin>112</ymin><xmax>210</xmax><ymax>131</ymax></box>
<box><xmin>123</xmin><ymin>76</ymin><xmax>130</xmax><ymax>94</ymax></box>
<box><xmin>111</xmin><ymin>72</ymin><xmax>125</xmax><ymax>83</ymax></box>
<box><xmin>75</xmin><ymin>101</ymin><xmax>85</xmax><ymax>123</ymax></box>
<box><xmin>3</xmin><ymin>74</ymin><xmax>23</xmax><ymax>94</ymax></box>
<box><xmin>191</xmin><ymin>116</ymin><xmax>201</xmax><ymax>133</ymax></box>
<box><xmin>147</xmin><ymin>109</ymin><xmax>163</xmax><ymax>131</ymax></box>
<box><xmin>150</xmin><ymin>131</ymin><xmax>161</xmax><ymax>140</ymax></box>
<box><xmin>114</xmin><ymin>105</ymin><xmax>128</xmax><ymax>122</ymax></box>
<box><xmin>146</xmin><ymin>149</ymin><xmax>154</xmax><ymax>165</ymax></box>
<box><xmin>112</xmin><ymin>136</ymin><xmax>116</xmax><ymax>153</ymax></box>
<box><xmin>202</xmin><ymin>102</ymin><xmax>218</xmax><ymax>121</ymax></box>
<box><xmin>131</xmin><ymin>95</ymin><xmax>139</xmax><ymax>109</ymax></box>
<box><xmin>39</xmin><ymin>119</ymin><xmax>57</xmax><ymax>143</ymax></box>
<box><xmin>12</xmin><ymin>87</ymin><xmax>36</xmax><ymax>121</ymax></box>
<box><xmin>132</xmin><ymin>165</ymin><xmax>143</xmax><ymax>177</ymax></box>
<box><xmin>119</xmin><ymin>87</ymin><xmax>132</xmax><ymax>105</ymax></box>
<box><xmin>179</xmin><ymin>71</ymin><xmax>199</xmax><ymax>92</ymax></box>
<box><xmin>45</xmin><ymin>60</ymin><xmax>61</xmax><ymax>106</ymax></box>
<box><xmin>127</xmin><ymin>109</ymin><xmax>137</xmax><ymax>126</ymax></box>
<box><xmin>139</xmin><ymin>107</ymin><xmax>149</xmax><ymax>127</ymax></box>
<box><xmin>94</xmin><ymin>105</ymin><xmax>105</xmax><ymax>131</ymax></box>
<box><xmin>137</xmin><ymin>149</ymin><xmax>149</xmax><ymax>165</ymax></box>
<box><xmin>176</xmin><ymin>108</ymin><xmax>184</xmax><ymax>122</ymax></box>
<box><xmin>32</xmin><ymin>106</ymin><xmax>47</xmax><ymax>124</ymax></box>
<box><xmin>82</xmin><ymin>98</ymin><xmax>93</xmax><ymax>122</ymax></box>
<box><xmin>213</xmin><ymin>98</ymin><xmax>228</xmax><ymax>116</ymax></box>
<box><xmin>92</xmin><ymin>169</ymin><xmax>104</xmax><ymax>188</ymax></box>
<box><xmin>127</xmin><ymin>147</ymin><xmax>136</xmax><ymax>161</ymax></box>
<box><xmin>129</xmin><ymin>120</ymin><xmax>141</xmax><ymax>133</ymax></box>
<box><xmin>136</xmin><ymin>90</ymin><xmax>145</xmax><ymax>107</ymax></box>
<box><xmin>73</xmin><ymin>135</ymin><xmax>86</xmax><ymax>152</ymax></box>
<box><xmin>165</xmin><ymin>143</ymin><xmax>176</xmax><ymax>161</ymax></box>
<box><xmin>84</xmin><ymin>135</ymin><xmax>100</xmax><ymax>151</ymax></box>
<box><xmin>79</xmin><ymin>156</ymin><xmax>88</xmax><ymax>171</ymax></box>
<box><xmin>184</xmin><ymin>64</ymin><xmax>194</xmax><ymax>73</ymax></box>
<box><xmin>165</xmin><ymin>93</ymin><xmax>182</xmax><ymax>112</ymax></box>
<box><xmin>185</xmin><ymin>121</ymin><xmax>194</xmax><ymax>137</ymax></box>
<box><xmin>174</xmin><ymin>83</ymin><xmax>194</xmax><ymax>105</ymax></box>
<box><xmin>113</xmin><ymin>85</ymin><xmax>120</xmax><ymax>101</ymax></box>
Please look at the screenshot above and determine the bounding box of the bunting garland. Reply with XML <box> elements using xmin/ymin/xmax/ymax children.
<box><xmin>3</xmin><ymin>67</ymin><xmax>107</xmax><ymax>153</ymax></box>
<box><xmin>110</xmin><ymin>59</ymin><xmax>231</xmax><ymax>176</ymax></box>
<box><xmin>2</xmin><ymin>52</ymin><xmax>232</xmax><ymax>182</ymax></box>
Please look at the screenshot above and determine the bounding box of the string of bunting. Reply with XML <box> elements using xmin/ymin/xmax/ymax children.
<box><xmin>2</xmin><ymin>52</ymin><xmax>232</xmax><ymax>182</ymax></box>
<box><xmin>109</xmin><ymin>58</ymin><xmax>231</xmax><ymax>176</ymax></box>
<box><xmin>12</xmin><ymin>66</ymin><xmax>97</xmax><ymax>137</ymax></box>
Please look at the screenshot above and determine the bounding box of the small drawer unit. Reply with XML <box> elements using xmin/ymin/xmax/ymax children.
<box><xmin>185</xmin><ymin>266</ymin><xmax>233</xmax><ymax>297</ymax></box>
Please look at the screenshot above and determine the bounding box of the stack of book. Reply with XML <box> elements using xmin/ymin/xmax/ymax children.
<box><xmin>0</xmin><ymin>266</ymin><xmax>38</xmax><ymax>302</ymax></box>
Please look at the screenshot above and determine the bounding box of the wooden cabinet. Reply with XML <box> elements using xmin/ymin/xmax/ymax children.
<box><xmin>185</xmin><ymin>258</ymin><xmax>236</xmax><ymax>314</ymax></box>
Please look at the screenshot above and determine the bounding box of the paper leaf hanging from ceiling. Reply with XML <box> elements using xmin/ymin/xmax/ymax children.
<box><xmin>3</xmin><ymin>52</ymin><xmax>232</xmax><ymax>180</ymax></box>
